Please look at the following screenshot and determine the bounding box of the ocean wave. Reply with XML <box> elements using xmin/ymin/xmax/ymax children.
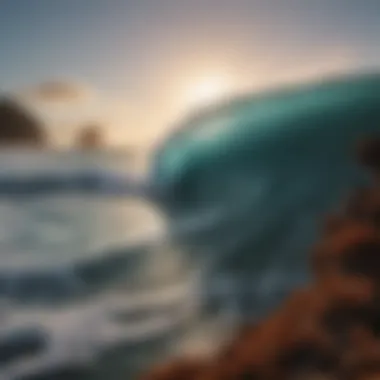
<box><xmin>0</xmin><ymin>170</ymin><xmax>150</xmax><ymax>198</ymax></box>
<box><xmin>0</xmin><ymin>276</ymin><xmax>199</xmax><ymax>380</ymax></box>
<box><xmin>0</xmin><ymin>208</ymin><xmax>204</xmax><ymax>379</ymax></box>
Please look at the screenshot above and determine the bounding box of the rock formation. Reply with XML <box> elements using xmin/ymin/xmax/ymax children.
<box><xmin>76</xmin><ymin>124</ymin><xmax>103</xmax><ymax>149</ymax></box>
<box><xmin>0</xmin><ymin>98</ymin><xmax>46</xmax><ymax>147</ymax></box>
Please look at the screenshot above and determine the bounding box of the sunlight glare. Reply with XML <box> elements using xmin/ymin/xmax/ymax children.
<box><xmin>183</xmin><ymin>75</ymin><xmax>232</xmax><ymax>111</ymax></box>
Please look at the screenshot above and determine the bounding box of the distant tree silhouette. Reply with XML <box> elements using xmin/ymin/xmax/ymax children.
<box><xmin>77</xmin><ymin>124</ymin><xmax>104</xmax><ymax>149</ymax></box>
<box><xmin>0</xmin><ymin>97</ymin><xmax>46</xmax><ymax>146</ymax></box>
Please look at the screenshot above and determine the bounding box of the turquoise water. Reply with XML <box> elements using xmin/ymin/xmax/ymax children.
<box><xmin>152</xmin><ymin>72</ymin><xmax>380</xmax><ymax>318</ymax></box>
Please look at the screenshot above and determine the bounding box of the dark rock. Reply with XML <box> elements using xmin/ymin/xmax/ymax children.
<box><xmin>0</xmin><ymin>98</ymin><xmax>46</xmax><ymax>146</ymax></box>
<box><xmin>356</xmin><ymin>136</ymin><xmax>380</xmax><ymax>173</ymax></box>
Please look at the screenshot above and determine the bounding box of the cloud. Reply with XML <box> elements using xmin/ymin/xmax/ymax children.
<box><xmin>19</xmin><ymin>81</ymin><xmax>96</xmax><ymax>103</ymax></box>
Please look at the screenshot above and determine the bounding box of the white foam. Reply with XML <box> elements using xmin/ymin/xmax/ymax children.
<box><xmin>1</xmin><ymin>276</ymin><xmax>200</xmax><ymax>380</ymax></box>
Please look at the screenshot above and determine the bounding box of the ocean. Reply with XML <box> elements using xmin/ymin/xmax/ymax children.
<box><xmin>0</xmin><ymin>148</ymin><xmax>363</xmax><ymax>380</ymax></box>
<box><xmin>0</xmin><ymin>150</ymin><xmax>215</xmax><ymax>380</ymax></box>
<box><xmin>3</xmin><ymin>73</ymin><xmax>380</xmax><ymax>380</ymax></box>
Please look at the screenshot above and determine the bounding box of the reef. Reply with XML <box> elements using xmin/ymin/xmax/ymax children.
<box><xmin>140</xmin><ymin>135</ymin><xmax>380</xmax><ymax>379</ymax></box>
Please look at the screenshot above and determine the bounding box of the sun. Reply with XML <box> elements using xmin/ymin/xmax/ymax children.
<box><xmin>183</xmin><ymin>75</ymin><xmax>232</xmax><ymax>110</ymax></box>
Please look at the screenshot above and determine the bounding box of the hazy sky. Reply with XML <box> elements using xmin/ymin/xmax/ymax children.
<box><xmin>1</xmin><ymin>0</ymin><xmax>380</xmax><ymax>146</ymax></box>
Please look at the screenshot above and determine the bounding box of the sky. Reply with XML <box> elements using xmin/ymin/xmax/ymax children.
<box><xmin>1</xmin><ymin>0</ymin><xmax>380</xmax><ymax>147</ymax></box>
